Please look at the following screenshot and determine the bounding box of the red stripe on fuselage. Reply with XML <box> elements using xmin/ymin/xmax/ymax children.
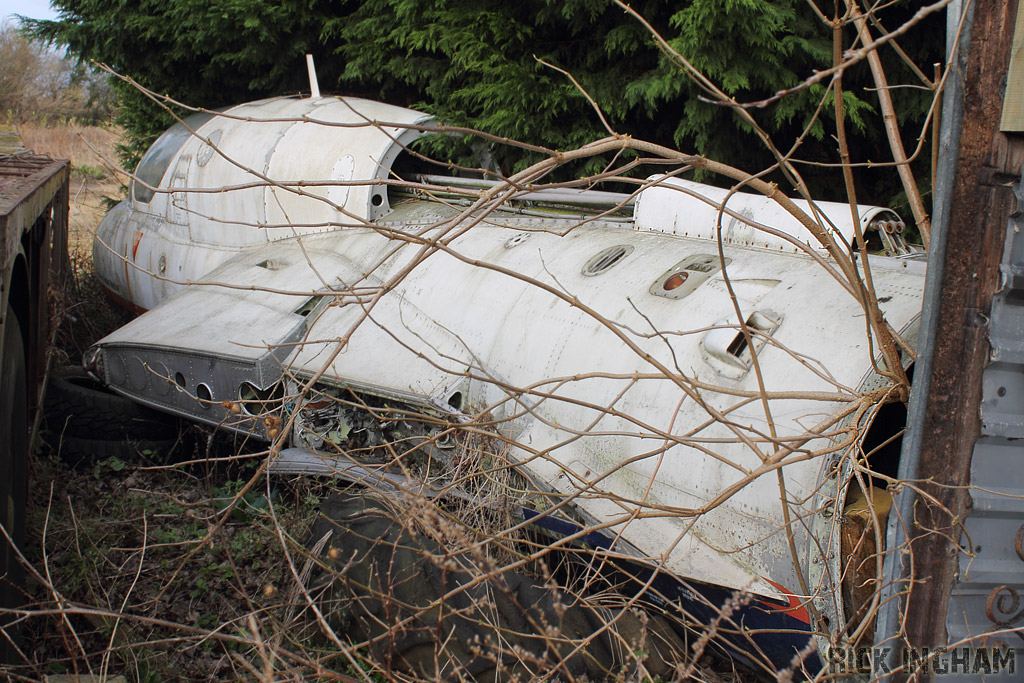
<box><xmin>757</xmin><ymin>577</ymin><xmax>811</xmax><ymax>625</ymax></box>
<box><xmin>98</xmin><ymin>281</ymin><xmax>148</xmax><ymax>316</ymax></box>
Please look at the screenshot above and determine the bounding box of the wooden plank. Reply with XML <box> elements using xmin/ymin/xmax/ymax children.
<box><xmin>990</xmin><ymin>129</ymin><xmax>1024</xmax><ymax>176</ymax></box>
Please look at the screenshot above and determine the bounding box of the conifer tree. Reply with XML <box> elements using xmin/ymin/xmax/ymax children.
<box><xmin>27</xmin><ymin>0</ymin><xmax>942</xmax><ymax>203</ymax></box>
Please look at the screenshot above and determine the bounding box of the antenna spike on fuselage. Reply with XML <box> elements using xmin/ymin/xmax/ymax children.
<box><xmin>306</xmin><ymin>54</ymin><xmax>321</xmax><ymax>99</ymax></box>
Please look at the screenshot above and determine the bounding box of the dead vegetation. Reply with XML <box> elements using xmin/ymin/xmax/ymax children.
<box><xmin>15</xmin><ymin>122</ymin><xmax>119</xmax><ymax>175</ymax></box>
<box><xmin>16</xmin><ymin>435</ymin><xmax>747</xmax><ymax>681</ymax></box>
<box><xmin>20</xmin><ymin>454</ymin><xmax>319</xmax><ymax>681</ymax></box>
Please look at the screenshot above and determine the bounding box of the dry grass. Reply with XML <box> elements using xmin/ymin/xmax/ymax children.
<box><xmin>15</xmin><ymin>122</ymin><xmax>128</xmax><ymax>277</ymax></box>
<box><xmin>12</xmin><ymin>122</ymin><xmax>131</xmax><ymax>361</ymax></box>
<box><xmin>15</xmin><ymin>121</ymin><xmax>122</xmax><ymax>177</ymax></box>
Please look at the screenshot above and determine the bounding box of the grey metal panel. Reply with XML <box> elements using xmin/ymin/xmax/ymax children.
<box><xmin>980</xmin><ymin>363</ymin><xmax>1024</xmax><ymax>438</ymax></box>
<box><xmin>270</xmin><ymin>448</ymin><xmax>447</xmax><ymax>497</ymax></box>
<box><xmin>944</xmin><ymin>438</ymin><xmax>1024</xmax><ymax>681</ymax></box>
<box><xmin>94</xmin><ymin>343</ymin><xmax>285</xmax><ymax>437</ymax></box>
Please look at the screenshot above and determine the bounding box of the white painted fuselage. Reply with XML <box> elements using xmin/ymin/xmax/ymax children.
<box><xmin>90</xmin><ymin>95</ymin><xmax>926</xmax><ymax>663</ymax></box>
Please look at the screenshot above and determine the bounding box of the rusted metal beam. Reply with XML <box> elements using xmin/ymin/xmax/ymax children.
<box><xmin>0</xmin><ymin>156</ymin><xmax>70</xmax><ymax>283</ymax></box>
<box><xmin>1</xmin><ymin>145</ymin><xmax>70</xmax><ymax>421</ymax></box>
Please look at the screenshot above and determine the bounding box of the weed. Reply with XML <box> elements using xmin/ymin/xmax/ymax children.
<box><xmin>211</xmin><ymin>478</ymin><xmax>276</xmax><ymax>523</ymax></box>
<box><xmin>72</xmin><ymin>163</ymin><xmax>106</xmax><ymax>181</ymax></box>
<box><xmin>92</xmin><ymin>456</ymin><xmax>126</xmax><ymax>477</ymax></box>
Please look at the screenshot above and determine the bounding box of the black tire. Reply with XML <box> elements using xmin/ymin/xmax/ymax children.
<box><xmin>0</xmin><ymin>309</ymin><xmax>27</xmax><ymax>647</ymax></box>
<box><xmin>44</xmin><ymin>366</ymin><xmax>177</xmax><ymax>441</ymax></box>
<box><xmin>307</xmin><ymin>494</ymin><xmax>676</xmax><ymax>681</ymax></box>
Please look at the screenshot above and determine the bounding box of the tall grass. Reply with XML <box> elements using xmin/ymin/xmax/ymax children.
<box><xmin>16</xmin><ymin>121</ymin><xmax>122</xmax><ymax>176</ymax></box>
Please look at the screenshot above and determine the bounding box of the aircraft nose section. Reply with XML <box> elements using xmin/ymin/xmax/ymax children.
<box><xmin>91</xmin><ymin>200</ymin><xmax>136</xmax><ymax>306</ymax></box>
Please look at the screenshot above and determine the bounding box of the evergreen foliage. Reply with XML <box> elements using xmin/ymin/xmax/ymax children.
<box><xmin>25</xmin><ymin>0</ymin><xmax>942</xmax><ymax>202</ymax></box>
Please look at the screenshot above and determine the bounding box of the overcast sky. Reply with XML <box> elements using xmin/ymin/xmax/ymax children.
<box><xmin>2</xmin><ymin>0</ymin><xmax>59</xmax><ymax>24</ymax></box>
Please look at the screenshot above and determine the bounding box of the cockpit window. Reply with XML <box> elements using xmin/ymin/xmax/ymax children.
<box><xmin>132</xmin><ymin>112</ymin><xmax>214</xmax><ymax>204</ymax></box>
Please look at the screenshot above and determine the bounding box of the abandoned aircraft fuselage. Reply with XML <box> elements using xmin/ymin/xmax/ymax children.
<box><xmin>89</xmin><ymin>95</ymin><xmax>926</xmax><ymax>677</ymax></box>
